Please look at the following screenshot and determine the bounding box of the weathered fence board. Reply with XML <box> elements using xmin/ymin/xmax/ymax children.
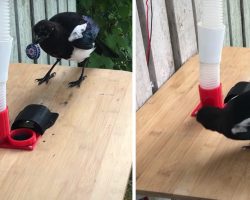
<box><xmin>223</xmin><ymin>0</ymin><xmax>231</xmax><ymax>46</ymax></box>
<box><xmin>136</xmin><ymin>1</ymin><xmax>158</xmax><ymax>92</ymax></box>
<box><xmin>192</xmin><ymin>0</ymin><xmax>231</xmax><ymax>46</ymax></box>
<box><xmin>242</xmin><ymin>0</ymin><xmax>250</xmax><ymax>47</ymax></box>
<box><xmin>147</xmin><ymin>0</ymin><xmax>175</xmax><ymax>89</ymax></box>
<box><xmin>10</xmin><ymin>0</ymin><xmax>18</xmax><ymax>63</ymax></box>
<box><xmin>137</xmin><ymin>0</ymin><xmax>175</xmax><ymax>91</ymax></box>
<box><xmin>9</xmin><ymin>0</ymin><xmax>77</xmax><ymax>66</ymax></box>
<box><xmin>166</xmin><ymin>0</ymin><xmax>197</xmax><ymax>70</ymax></box>
<box><xmin>67</xmin><ymin>0</ymin><xmax>77</xmax><ymax>67</ymax></box>
<box><xmin>136</xmin><ymin>6</ymin><xmax>152</xmax><ymax>109</ymax></box>
<box><xmin>32</xmin><ymin>0</ymin><xmax>48</xmax><ymax>64</ymax></box>
<box><xmin>228</xmin><ymin>0</ymin><xmax>243</xmax><ymax>46</ymax></box>
<box><xmin>137</xmin><ymin>0</ymin><xmax>250</xmax><ymax>109</ymax></box>
<box><xmin>192</xmin><ymin>0</ymin><xmax>201</xmax><ymax>46</ymax></box>
<box><xmin>45</xmin><ymin>0</ymin><xmax>58</xmax><ymax>21</ymax></box>
<box><xmin>58</xmin><ymin>0</ymin><xmax>67</xmax><ymax>13</ymax></box>
<box><xmin>45</xmin><ymin>0</ymin><xmax>59</xmax><ymax>66</ymax></box>
<box><xmin>16</xmin><ymin>0</ymin><xmax>33</xmax><ymax>64</ymax></box>
<box><xmin>67</xmin><ymin>0</ymin><xmax>76</xmax><ymax>12</ymax></box>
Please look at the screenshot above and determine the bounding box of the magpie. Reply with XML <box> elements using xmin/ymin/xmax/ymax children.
<box><xmin>197</xmin><ymin>90</ymin><xmax>250</xmax><ymax>140</ymax></box>
<box><xmin>33</xmin><ymin>12</ymin><xmax>118</xmax><ymax>87</ymax></box>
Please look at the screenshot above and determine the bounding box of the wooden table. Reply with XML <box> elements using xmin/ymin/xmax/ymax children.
<box><xmin>1</xmin><ymin>63</ymin><xmax>132</xmax><ymax>200</ymax></box>
<box><xmin>137</xmin><ymin>47</ymin><xmax>250</xmax><ymax>200</ymax></box>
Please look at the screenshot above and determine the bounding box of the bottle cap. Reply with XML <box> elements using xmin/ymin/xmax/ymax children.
<box><xmin>26</xmin><ymin>43</ymin><xmax>40</xmax><ymax>59</ymax></box>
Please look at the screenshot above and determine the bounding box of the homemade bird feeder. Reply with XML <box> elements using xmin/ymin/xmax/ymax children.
<box><xmin>191</xmin><ymin>0</ymin><xmax>225</xmax><ymax>116</ymax></box>
<box><xmin>0</xmin><ymin>0</ymin><xmax>58</xmax><ymax>150</ymax></box>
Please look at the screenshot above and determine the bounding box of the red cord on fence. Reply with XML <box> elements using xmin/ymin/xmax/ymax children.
<box><xmin>146</xmin><ymin>0</ymin><xmax>151</xmax><ymax>65</ymax></box>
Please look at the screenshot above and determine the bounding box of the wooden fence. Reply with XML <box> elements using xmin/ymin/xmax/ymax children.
<box><xmin>136</xmin><ymin>0</ymin><xmax>250</xmax><ymax>110</ymax></box>
<box><xmin>9</xmin><ymin>0</ymin><xmax>77</xmax><ymax>67</ymax></box>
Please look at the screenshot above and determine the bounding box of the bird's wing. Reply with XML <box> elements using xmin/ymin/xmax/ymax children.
<box><xmin>68</xmin><ymin>24</ymin><xmax>88</xmax><ymax>42</ymax></box>
<box><xmin>68</xmin><ymin>22</ymin><xmax>95</xmax><ymax>50</ymax></box>
<box><xmin>231</xmin><ymin>118</ymin><xmax>250</xmax><ymax>134</ymax></box>
<box><xmin>224</xmin><ymin>81</ymin><xmax>250</xmax><ymax>103</ymax></box>
<box><xmin>69</xmin><ymin>16</ymin><xmax>100</xmax><ymax>50</ymax></box>
<box><xmin>49</xmin><ymin>12</ymin><xmax>85</xmax><ymax>34</ymax></box>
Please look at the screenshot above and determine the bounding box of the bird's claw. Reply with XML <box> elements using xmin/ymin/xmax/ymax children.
<box><xmin>68</xmin><ymin>75</ymin><xmax>87</xmax><ymax>88</ymax></box>
<box><xmin>36</xmin><ymin>72</ymin><xmax>56</xmax><ymax>85</ymax></box>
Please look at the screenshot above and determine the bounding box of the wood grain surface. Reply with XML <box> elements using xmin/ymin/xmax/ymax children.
<box><xmin>1</xmin><ymin>63</ymin><xmax>132</xmax><ymax>200</ymax></box>
<box><xmin>137</xmin><ymin>47</ymin><xmax>250</xmax><ymax>200</ymax></box>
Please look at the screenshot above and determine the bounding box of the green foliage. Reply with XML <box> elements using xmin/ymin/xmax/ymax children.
<box><xmin>77</xmin><ymin>0</ymin><xmax>132</xmax><ymax>72</ymax></box>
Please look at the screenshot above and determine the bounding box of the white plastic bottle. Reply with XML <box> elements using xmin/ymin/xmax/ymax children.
<box><xmin>0</xmin><ymin>0</ymin><xmax>12</xmax><ymax>141</ymax></box>
<box><xmin>192</xmin><ymin>0</ymin><xmax>225</xmax><ymax>116</ymax></box>
<box><xmin>199</xmin><ymin>0</ymin><xmax>225</xmax><ymax>89</ymax></box>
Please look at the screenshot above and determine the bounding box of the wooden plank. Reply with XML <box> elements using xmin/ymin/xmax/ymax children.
<box><xmin>9</xmin><ymin>0</ymin><xmax>19</xmax><ymax>63</ymax></box>
<box><xmin>166</xmin><ymin>0</ymin><xmax>197</xmax><ymax>70</ymax></box>
<box><xmin>242</xmin><ymin>0</ymin><xmax>250</xmax><ymax>47</ymax></box>
<box><xmin>2</xmin><ymin>63</ymin><xmax>132</xmax><ymax>200</ymax></box>
<box><xmin>32</xmin><ymin>0</ymin><xmax>48</xmax><ymax>64</ymax></box>
<box><xmin>45</xmin><ymin>0</ymin><xmax>58</xmax><ymax>66</ymax></box>
<box><xmin>58</xmin><ymin>0</ymin><xmax>70</xmax><ymax>67</ymax></box>
<box><xmin>228</xmin><ymin>0</ymin><xmax>243</xmax><ymax>46</ymax></box>
<box><xmin>16</xmin><ymin>0</ymin><xmax>33</xmax><ymax>64</ymax></box>
<box><xmin>137</xmin><ymin>0</ymin><xmax>175</xmax><ymax>90</ymax></box>
<box><xmin>136</xmin><ymin>5</ymin><xmax>152</xmax><ymax>109</ymax></box>
<box><xmin>137</xmin><ymin>47</ymin><xmax>250</xmax><ymax>199</ymax></box>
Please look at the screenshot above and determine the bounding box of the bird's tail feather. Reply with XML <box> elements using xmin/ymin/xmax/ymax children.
<box><xmin>95</xmin><ymin>38</ymin><xmax>119</xmax><ymax>58</ymax></box>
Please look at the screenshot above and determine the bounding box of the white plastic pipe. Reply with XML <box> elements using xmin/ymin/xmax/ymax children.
<box><xmin>198</xmin><ymin>0</ymin><xmax>225</xmax><ymax>89</ymax></box>
<box><xmin>0</xmin><ymin>0</ymin><xmax>13</xmax><ymax>112</ymax></box>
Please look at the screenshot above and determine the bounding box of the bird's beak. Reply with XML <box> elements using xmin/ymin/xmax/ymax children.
<box><xmin>34</xmin><ymin>35</ymin><xmax>42</xmax><ymax>44</ymax></box>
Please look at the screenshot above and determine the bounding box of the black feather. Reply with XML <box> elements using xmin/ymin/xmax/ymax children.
<box><xmin>95</xmin><ymin>38</ymin><xmax>119</xmax><ymax>58</ymax></box>
<box><xmin>197</xmin><ymin>91</ymin><xmax>250</xmax><ymax>140</ymax></box>
<box><xmin>32</xmin><ymin>12</ymin><xmax>117</xmax><ymax>87</ymax></box>
<box><xmin>49</xmin><ymin>12</ymin><xmax>86</xmax><ymax>35</ymax></box>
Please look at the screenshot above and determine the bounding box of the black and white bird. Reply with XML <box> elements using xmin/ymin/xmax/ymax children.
<box><xmin>197</xmin><ymin>90</ymin><xmax>250</xmax><ymax>140</ymax></box>
<box><xmin>33</xmin><ymin>12</ymin><xmax>118</xmax><ymax>87</ymax></box>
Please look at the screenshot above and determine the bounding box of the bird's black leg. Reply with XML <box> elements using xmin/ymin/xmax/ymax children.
<box><xmin>36</xmin><ymin>58</ymin><xmax>61</xmax><ymax>85</ymax></box>
<box><xmin>68</xmin><ymin>58</ymin><xmax>88</xmax><ymax>88</ymax></box>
